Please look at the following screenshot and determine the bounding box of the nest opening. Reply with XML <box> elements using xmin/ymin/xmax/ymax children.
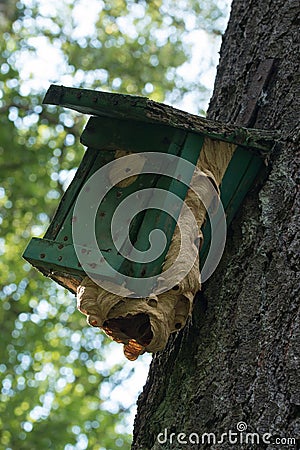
<box><xmin>103</xmin><ymin>313</ymin><xmax>153</xmax><ymax>348</ymax></box>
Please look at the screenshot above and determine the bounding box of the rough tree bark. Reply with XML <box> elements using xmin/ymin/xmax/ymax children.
<box><xmin>132</xmin><ymin>0</ymin><xmax>299</xmax><ymax>449</ymax></box>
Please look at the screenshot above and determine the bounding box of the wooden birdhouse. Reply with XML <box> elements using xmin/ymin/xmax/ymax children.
<box><xmin>23</xmin><ymin>85</ymin><xmax>277</xmax><ymax>360</ymax></box>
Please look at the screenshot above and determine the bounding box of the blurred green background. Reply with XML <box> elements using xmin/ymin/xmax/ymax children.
<box><xmin>0</xmin><ymin>0</ymin><xmax>230</xmax><ymax>448</ymax></box>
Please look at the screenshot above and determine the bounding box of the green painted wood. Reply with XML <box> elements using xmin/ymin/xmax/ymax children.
<box><xmin>55</xmin><ymin>156</ymin><xmax>166</xmax><ymax>276</ymax></box>
<box><xmin>220</xmin><ymin>148</ymin><xmax>255</xmax><ymax>211</ymax></box>
<box><xmin>225</xmin><ymin>154</ymin><xmax>263</xmax><ymax>225</ymax></box>
<box><xmin>81</xmin><ymin>116</ymin><xmax>183</xmax><ymax>153</ymax></box>
<box><xmin>43</xmin><ymin>84</ymin><xmax>278</xmax><ymax>153</ymax></box>
<box><xmin>117</xmin><ymin>128</ymin><xmax>186</xmax><ymax>259</ymax></box>
<box><xmin>45</xmin><ymin>147</ymin><xmax>99</xmax><ymax>240</ymax></box>
<box><xmin>53</xmin><ymin>118</ymin><xmax>186</xmax><ymax>277</ymax></box>
<box><xmin>53</xmin><ymin>148</ymin><xmax>125</xmax><ymax>274</ymax></box>
<box><xmin>23</xmin><ymin>237</ymin><xmax>83</xmax><ymax>277</ymax></box>
<box><xmin>23</xmin><ymin>237</ymin><xmax>121</xmax><ymax>285</ymax></box>
<box><xmin>201</xmin><ymin>146</ymin><xmax>254</xmax><ymax>257</ymax></box>
<box><xmin>124</xmin><ymin>133</ymin><xmax>204</xmax><ymax>295</ymax></box>
<box><xmin>200</xmin><ymin>149</ymin><xmax>263</xmax><ymax>261</ymax></box>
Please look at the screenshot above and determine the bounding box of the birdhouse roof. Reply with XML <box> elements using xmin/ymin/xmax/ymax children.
<box><xmin>43</xmin><ymin>84</ymin><xmax>278</xmax><ymax>155</ymax></box>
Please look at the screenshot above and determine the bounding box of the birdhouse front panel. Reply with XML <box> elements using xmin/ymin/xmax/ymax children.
<box><xmin>24</xmin><ymin>110</ymin><xmax>204</xmax><ymax>294</ymax></box>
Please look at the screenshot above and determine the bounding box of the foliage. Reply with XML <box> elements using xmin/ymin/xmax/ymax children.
<box><xmin>0</xmin><ymin>0</ymin><xmax>229</xmax><ymax>448</ymax></box>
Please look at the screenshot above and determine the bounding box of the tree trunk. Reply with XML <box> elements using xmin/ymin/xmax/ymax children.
<box><xmin>132</xmin><ymin>0</ymin><xmax>299</xmax><ymax>449</ymax></box>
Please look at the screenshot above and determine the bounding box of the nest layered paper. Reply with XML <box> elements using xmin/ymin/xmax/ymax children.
<box><xmin>77</xmin><ymin>138</ymin><xmax>235</xmax><ymax>360</ymax></box>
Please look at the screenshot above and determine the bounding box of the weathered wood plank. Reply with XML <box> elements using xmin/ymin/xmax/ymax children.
<box><xmin>43</xmin><ymin>84</ymin><xmax>279</xmax><ymax>154</ymax></box>
<box><xmin>44</xmin><ymin>147</ymin><xmax>98</xmax><ymax>240</ymax></box>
